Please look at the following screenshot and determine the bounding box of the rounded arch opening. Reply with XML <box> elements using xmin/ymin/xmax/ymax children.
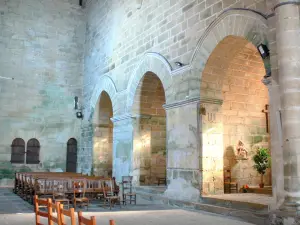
<box><xmin>11</xmin><ymin>138</ymin><xmax>25</xmax><ymax>164</ymax></box>
<box><xmin>93</xmin><ymin>91</ymin><xmax>114</xmax><ymax>177</ymax></box>
<box><xmin>26</xmin><ymin>138</ymin><xmax>40</xmax><ymax>164</ymax></box>
<box><xmin>66</xmin><ymin>138</ymin><xmax>78</xmax><ymax>172</ymax></box>
<box><xmin>131</xmin><ymin>71</ymin><xmax>167</xmax><ymax>186</ymax></box>
<box><xmin>200</xmin><ymin>35</ymin><xmax>271</xmax><ymax>195</ymax></box>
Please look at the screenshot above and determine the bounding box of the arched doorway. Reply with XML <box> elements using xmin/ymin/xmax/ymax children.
<box><xmin>66</xmin><ymin>138</ymin><xmax>77</xmax><ymax>172</ymax></box>
<box><xmin>132</xmin><ymin>72</ymin><xmax>167</xmax><ymax>186</ymax></box>
<box><xmin>200</xmin><ymin>36</ymin><xmax>271</xmax><ymax>195</ymax></box>
<box><xmin>93</xmin><ymin>91</ymin><xmax>113</xmax><ymax>177</ymax></box>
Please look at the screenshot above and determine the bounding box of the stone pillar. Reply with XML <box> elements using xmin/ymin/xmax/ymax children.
<box><xmin>200</xmin><ymin>99</ymin><xmax>224</xmax><ymax>195</ymax></box>
<box><xmin>78</xmin><ymin>120</ymin><xmax>93</xmax><ymax>175</ymax></box>
<box><xmin>275</xmin><ymin>0</ymin><xmax>300</xmax><ymax>214</ymax></box>
<box><xmin>111</xmin><ymin>114</ymin><xmax>134</xmax><ymax>183</ymax></box>
<box><xmin>262</xmin><ymin>77</ymin><xmax>284</xmax><ymax>210</ymax></box>
<box><xmin>163</xmin><ymin>98</ymin><xmax>201</xmax><ymax>201</ymax></box>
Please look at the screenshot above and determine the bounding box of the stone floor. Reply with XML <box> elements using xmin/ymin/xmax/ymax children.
<box><xmin>0</xmin><ymin>188</ymin><xmax>255</xmax><ymax>225</ymax></box>
<box><xmin>205</xmin><ymin>193</ymin><xmax>274</xmax><ymax>206</ymax></box>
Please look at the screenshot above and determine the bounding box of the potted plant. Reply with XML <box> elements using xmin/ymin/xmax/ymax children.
<box><xmin>252</xmin><ymin>148</ymin><xmax>270</xmax><ymax>188</ymax></box>
<box><xmin>241</xmin><ymin>184</ymin><xmax>249</xmax><ymax>193</ymax></box>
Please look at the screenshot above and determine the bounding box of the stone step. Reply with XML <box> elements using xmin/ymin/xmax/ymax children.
<box><xmin>247</xmin><ymin>187</ymin><xmax>272</xmax><ymax>195</ymax></box>
<box><xmin>135</xmin><ymin>189</ymin><xmax>269</xmax><ymax>225</ymax></box>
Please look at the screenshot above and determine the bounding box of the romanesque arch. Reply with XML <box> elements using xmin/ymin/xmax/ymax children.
<box><xmin>190</xmin><ymin>9</ymin><xmax>271</xmax><ymax>196</ymax></box>
<box><xmin>88</xmin><ymin>75</ymin><xmax>117</xmax><ymax>121</ymax></box>
<box><xmin>126</xmin><ymin>53</ymin><xmax>173</xmax><ymax>112</ymax></box>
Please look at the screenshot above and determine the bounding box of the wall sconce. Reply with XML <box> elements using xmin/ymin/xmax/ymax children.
<box><xmin>257</xmin><ymin>44</ymin><xmax>269</xmax><ymax>59</ymax></box>
<box><xmin>74</xmin><ymin>96</ymin><xmax>83</xmax><ymax>119</ymax></box>
<box><xmin>175</xmin><ymin>61</ymin><xmax>185</xmax><ymax>67</ymax></box>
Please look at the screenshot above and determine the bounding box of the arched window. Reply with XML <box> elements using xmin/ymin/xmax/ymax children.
<box><xmin>26</xmin><ymin>138</ymin><xmax>40</xmax><ymax>164</ymax></box>
<box><xmin>11</xmin><ymin>138</ymin><xmax>25</xmax><ymax>163</ymax></box>
<box><xmin>66</xmin><ymin>138</ymin><xmax>77</xmax><ymax>172</ymax></box>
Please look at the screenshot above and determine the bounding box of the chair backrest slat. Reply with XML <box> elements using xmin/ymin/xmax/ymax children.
<box><xmin>78</xmin><ymin>211</ymin><xmax>96</xmax><ymax>225</ymax></box>
<box><xmin>60</xmin><ymin>205</ymin><xmax>76</xmax><ymax>225</ymax></box>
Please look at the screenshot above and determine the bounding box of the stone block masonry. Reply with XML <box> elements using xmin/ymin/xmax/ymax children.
<box><xmin>0</xmin><ymin>0</ymin><xmax>85</xmax><ymax>184</ymax></box>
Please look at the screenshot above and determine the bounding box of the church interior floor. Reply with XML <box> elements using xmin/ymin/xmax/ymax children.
<box><xmin>0</xmin><ymin>188</ymin><xmax>255</xmax><ymax>225</ymax></box>
<box><xmin>205</xmin><ymin>193</ymin><xmax>274</xmax><ymax>206</ymax></box>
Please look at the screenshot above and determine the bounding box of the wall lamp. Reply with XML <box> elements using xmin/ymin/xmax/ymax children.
<box><xmin>175</xmin><ymin>61</ymin><xmax>185</xmax><ymax>67</ymax></box>
<box><xmin>257</xmin><ymin>44</ymin><xmax>269</xmax><ymax>59</ymax></box>
<box><xmin>74</xmin><ymin>96</ymin><xmax>84</xmax><ymax>119</ymax></box>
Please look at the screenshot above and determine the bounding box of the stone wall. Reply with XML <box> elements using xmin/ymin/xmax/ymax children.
<box><xmin>132</xmin><ymin>72</ymin><xmax>166</xmax><ymax>185</ymax></box>
<box><xmin>83</xmin><ymin>0</ymin><xmax>269</xmax><ymax>112</ymax></box>
<box><xmin>0</xmin><ymin>0</ymin><xmax>85</xmax><ymax>185</ymax></box>
<box><xmin>80</xmin><ymin>0</ymin><xmax>275</xmax><ymax>201</ymax></box>
<box><xmin>92</xmin><ymin>92</ymin><xmax>113</xmax><ymax>177</ymax></box>
<box><xmin>200</xmin><ymin>36</ymin><xmax>270</xmax><ymax>194</ymax></box>
<box><xmin>222</xmin><ymin>42</ymin><xmax>270</xmax><ymax>189</ymax></box>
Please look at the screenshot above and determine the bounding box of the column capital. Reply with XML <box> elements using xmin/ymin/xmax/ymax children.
<box><xmin>163</xmin><ymin>97</ymin><xmax>223</xmax><ymax>110</ymax></box>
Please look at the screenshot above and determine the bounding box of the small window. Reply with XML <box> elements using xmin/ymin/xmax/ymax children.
<box><xmin>26</xmin><ymin>138</ymin><xmax>40</xmax><ymax>164</ymax></box>
<box><xmin>11</xmin><ymin>138</ymin><xmax>25</xmax><ymax>164</ymax></box>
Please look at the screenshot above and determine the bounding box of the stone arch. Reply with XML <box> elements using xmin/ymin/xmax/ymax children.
<box><xmin>190</xmin><ymin>9</ymin><xmax>269</xmax><ymax>96</ymax></box>
<box><xmin>193</xmin><ymin>9</ymin><xmax>271</xmax><ymax>196</ymax></box>
<box><xmin>88</xmin><ymin>75</ymin><xmax>117</xmax><ymax>121</ymax></box>
<box><xmin>126</xmin><ymin>53</ymin><xmax>173</xmax><ymax>112</ymax></box>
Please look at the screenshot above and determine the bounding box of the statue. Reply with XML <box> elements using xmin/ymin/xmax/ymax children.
<box><xmin>236</xmin><ymin>140</ymin><xmax>248</xmax><ymax>159</ymax></box>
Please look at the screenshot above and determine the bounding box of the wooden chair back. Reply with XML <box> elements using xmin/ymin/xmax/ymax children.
<box><xmin>78</xmin><ymin>211</ymin><xmax>96</xmax><ymax>225</ymax></box>
<box><xmin>48</xmin><ymin>200</ymin><xmax>62</xmax><ymax>225</ymax></box>
<box><xmin>59</xmin><ymin>205</ymin><xmax>76</xmax><ymax>225</ymax></box>
<box><xmin>102</xmin><ymin>179</ymin><xmax>114</xmax><ymax>198</ymax></box>
<box><xmin>34</xmin><ymin>195</ymin><xmax>49</xmax><ymax>225</ymax></box>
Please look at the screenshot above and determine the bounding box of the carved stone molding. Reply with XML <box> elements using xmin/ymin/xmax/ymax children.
<box><xmin>110</xmin><ymin>113</ymin><xmax>132</xmax><ymax>123</ymax></box>
<box><xmin>163</xmin><ymin>97</ymin><xmax>223</xmax><ymax>110</ymax></box>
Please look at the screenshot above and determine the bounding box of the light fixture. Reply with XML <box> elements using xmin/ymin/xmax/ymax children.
<box><xmin>74</xmin><ymin>96</ymin><xmax>79</xmax><ymax>110</ymax></box>
<box><xmin>76</xmin><ymin>111</ymin><xmax>83</xmax><ymax>119</ymax></box>
<box><xmin>257</xmin><ymin>44</ymin><xmax>269</xmax><ymax>59</ymax></box>
<box><xmin>175</xmin><ymin>61</ymin><xmax>184</xmax><ymax>67</ymax></box>
<box><xmin>74</xmin><ymin>96</ymin><xmax>83</xmax><ymax>119</ymax></box>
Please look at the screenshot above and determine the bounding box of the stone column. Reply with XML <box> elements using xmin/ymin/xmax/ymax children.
<box><xmin>78</xmin><ymin>120</ymin><xmax>93</xmax><ymax>175</ymax></box>
<box><xmin>163</xmin><ymin>98</ymin><xmax>201</xmax><ymax>201</ymax></box>
<box><xmin>111</xmin><ymin>114</ymin><xmax>134</xmax><ymax>183</ymax></box>
<box><xmin>275</xmin><ymin>1</ymin><xmax>300</xmax><ymax>212</ymax></box>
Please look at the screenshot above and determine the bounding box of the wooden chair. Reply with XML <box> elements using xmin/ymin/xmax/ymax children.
<box><xmin>34</xmin><ymin>195</ymin><xmax>50</xmax><ymax>225</ymax></box>
<box><xmin>102</xmin><ymin>179</ymin><xmax>121</xmax><ymax>209</ymax></box>
<box><xmin>48</xmin><ymin>199</ymin><xmax>62</xmax><ymax>225</ymax></box>
<box><xmin>73</xmin><ymin>181</ymin><xmax>89</xmax><ymax>210</ymax></box>
<box><xmin>121</xmin><ymin>176</ymin><xmax>136</xmax><ymax>205</ymax></box>
<box><xmin>59</xmin><ymin>205</ymin><xmax>76</xmax><ymax>225</ymax></box>
<box><xmin>53</xmin><ymin>182</ymin><xmax>70</xmax><ymax>209</ymax></box>
<box><xmin>224</xmin><ymin>169</ymin><xmax>238</xmax><ymax>193</ymax></box>
<box><xmin>78</xmin><ymin>211</ymin><xmax>96</xmax><ymax>225</ymax></box>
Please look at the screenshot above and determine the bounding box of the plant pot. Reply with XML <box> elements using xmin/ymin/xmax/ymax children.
<box><xmin>259</xmin><ymin>183</ymin><xmax>264</xmax><ymax>188</ymax></box>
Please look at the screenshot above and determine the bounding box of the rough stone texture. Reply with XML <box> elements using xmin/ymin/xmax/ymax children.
<box><xmin>3</xmin><ymin>0</ymin><xmax>298</xmax><ymax>221</ymax></box>
<box><xmin>132</xmin><ymin>73</ymin><xmax>166</xmax><ymax>185</ymax></box>
<box><xmin>92</xmin><ymin>91</ymin><xmax>113</xmax><ymax>177</ymax></box>
<box><xmin>200</xmin><ymin>36</ymin><xmax>270</xmax><ymax>194</ymax></box>
<box><xmin>274</xmin><ymin>3</ymin><xmax>300</xmax><ymax>218</ymax></box>
<box><xmin>0</xmin><ymin>0</ymin><xmax>85</xmax><ymax>184</ymax></box>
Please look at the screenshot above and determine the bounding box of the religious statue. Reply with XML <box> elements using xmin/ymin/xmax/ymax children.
<box><xmin>236</xmin><ymin>140</ymin><xmax>248</xmax><ymax>160</ymax></box>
